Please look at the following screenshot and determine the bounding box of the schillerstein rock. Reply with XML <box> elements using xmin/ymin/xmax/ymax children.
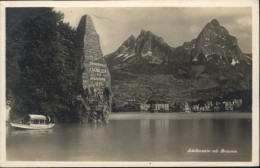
<box><xmin>75</xmin><ymin>15</ymin><xmax>111</xmax><ymax>123</ymax></box>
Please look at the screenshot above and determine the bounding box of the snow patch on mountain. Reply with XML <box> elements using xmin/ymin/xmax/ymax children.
<box><xmin>141</xmin><ymin>51</ymin><xmax>153</xmax><ymax>57</ymax></box>
<box><xmin>123</xmin><ymin>52</ymin><xmax>135</xmax><ymax>61</ymax></box>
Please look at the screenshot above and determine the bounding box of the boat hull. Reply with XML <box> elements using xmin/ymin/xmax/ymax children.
<box><xmin>11</xmin><ymin>122</ymin><xmax>55</xmax><ymax>130</ymax></box>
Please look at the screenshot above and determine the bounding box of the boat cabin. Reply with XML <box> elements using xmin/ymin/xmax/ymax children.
<box><xmin>22</xmin><ymin>114</ymin><xmax>50</xmax><ymax>125</ymax></box>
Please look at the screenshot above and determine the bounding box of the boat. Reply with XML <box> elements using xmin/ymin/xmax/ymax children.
<box><xmin>10</xmin><ymin>114</ymin><xmax>55</xmax><ymax>130</ymax></box>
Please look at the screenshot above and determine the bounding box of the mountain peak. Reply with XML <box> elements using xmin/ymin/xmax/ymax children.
<box><xmin>129</xmin><ymin>35</ymin><xmax>135</xmax><ymax>39</ymax></box>
<box><xmin>140</xmin><ymin>29</ymin><xmax>155</xmax><ymax>36</ymax></box>
<box><xmin>106</xmin><ymin>18</ymin><xmax>251</xmax><ymax>69</ymax></box>
<box><xmin>105</xmin><ymin>29</ymin><xmax>175</xmax><ymax>66</ymax></box>
<box><xmin>123</xmin><ymin>35</ymin><xmax>136</xmax><ymax>46</ymax></box>
<box><xmin>125</xmin><ymin>35</ymin><xmax>136</xmax><ymax>42</ymax></box>
<box><xmin>189</xmin><ymin>18</ymin><xmax>251</xmax><ymax>65</ymax></box>
<box><xmin>140</xmin><ymin>29</ymin><xmax>147</xmax><ymax>35</ymax></box>
<box><xmin>82</xmin><ymin>14</ymin><xmax>89</xmax><ymax>17</ymax></box>
<box><xmin>211</xmin><ymin>19</ymin><xmax>220</xmax><ymax>27</ymax></box>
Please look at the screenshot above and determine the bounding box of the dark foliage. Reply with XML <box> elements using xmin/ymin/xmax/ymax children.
<box><xmin>6</xmin><ymin>8</ymin><xmax>79</xmax><ymax>122</ymax></box>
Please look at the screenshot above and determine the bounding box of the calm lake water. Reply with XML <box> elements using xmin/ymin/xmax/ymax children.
<box><xmin>6</xmin><ymin>113</ymin><xmax>252</xmax><ymax>161</ymax></box>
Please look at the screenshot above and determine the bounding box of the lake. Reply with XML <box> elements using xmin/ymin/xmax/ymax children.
<box><xmin>6</xmin><ymin>112</ymin><xmax>252</xmax><ymax>161</ymax></box>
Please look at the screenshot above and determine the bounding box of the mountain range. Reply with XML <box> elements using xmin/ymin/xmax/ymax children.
<box><xmin>104</xmin><ymin>19</ymin><xmax>252</xmax><ymax>107</ymax></box>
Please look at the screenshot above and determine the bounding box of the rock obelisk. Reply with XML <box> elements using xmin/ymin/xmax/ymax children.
<box><xmin>76</xmin><ymin>15</ymin><xmax>111</xmax><ymax>123</ymax></box>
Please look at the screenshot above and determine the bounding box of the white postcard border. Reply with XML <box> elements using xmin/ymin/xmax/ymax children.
<box><xmin>0</xmin><ymin>0</ymin><xmax>259</xmax><ymax>167</ymax></box>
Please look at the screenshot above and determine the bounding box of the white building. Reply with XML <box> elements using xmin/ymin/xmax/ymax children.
<box><xmin>140</xmin><ymin>103</ymin><xmax>150</xmax><ymax>112</ymax></box>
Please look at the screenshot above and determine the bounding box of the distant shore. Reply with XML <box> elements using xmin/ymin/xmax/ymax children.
<box><xmin>110</xmin><ymin>112</ymin><xmax>252</xmax><ymax>120</ymax></box>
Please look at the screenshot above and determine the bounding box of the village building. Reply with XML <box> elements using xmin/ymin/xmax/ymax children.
<box><xmin>223</xmin><ymin>101</ymin><xmax>233</xmax><ymax>111</ymax></box>
<box><xmin>215</xmin><ymin>101</ymin><xmax>221</xmax><ymax>106</ymax></box>
<box><xmin>213</xmin><ymin>101</ymin><xmax>221</xmax><ymax>111</ymax></box>
<box><xmin>140</xmin><ymin>103</ymin><xmax>150</xmax><ymax>112</ymax></box>
<box><xmin>204</xmin><ymin>104</ymin><xmax>211</xmax><ymax>111</ymax></box>
<box><xmin>222</xmin><ymin>99</ymin><xmax>242</xmax><ymax>111</ymax></box>
<box><xmin>233</xmin><ymin>99</ymin><xmax>242</xmax><ymax>108</ymax></box>
<box><xmin>189</xmin><ymin>98</ymin><xmax>243</xmax><ymax>113</ymax></box>
<box><xmin>192</xmin><ymin>104</ymin><xmax>200</xmax><ymax>112</ymax></box>
<box><xmin>206</xmin><ymin>101</ymin><xmax>213</xmax><ymax>107</ymax></box>
<box><xmin>146</xmin><ymin>100</ymin><xmax>169</xmax><ymax>112</ymax></box>
<box><xmin>199</xmin><ymin>106</ymin><xmax>205</xmax><ymax>112</ymax></box>
<box><xmin>155</xmin><ymin>102</ymin><xmax>169</xmax><ymax>112</ymax></box>
<box><xmin>213</xmin><ymin>106</ymin><xmax>220</xmax><ymax>111</ymax></box>
<box><xmin>184</xmin><ymin>102</ymin><xmax>191</xmax><ymax>113</ymax></box>
<box><xmin>122</xmin><ymin>99</ymin><xmax>140</xmax><ymax>111</ymax></box>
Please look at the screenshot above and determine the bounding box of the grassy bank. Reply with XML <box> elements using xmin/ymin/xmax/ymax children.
<box><xmin>110</xmin><ymin>112</ymin><xmax>252</xmax><ymax>120</ymax></box>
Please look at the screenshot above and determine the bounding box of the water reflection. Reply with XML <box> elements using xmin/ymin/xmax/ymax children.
<box><xmin>140</xmin><ymin>119</ymin><xmax>150</xmax><ymax>141</ymax></box>
<box><xmin>6</xmin><ymin>117</ymin><xmax>252</xmax><ymax>161</ymax></box>
<box><xmin>155</xmin><ymin>119</ymin><xmax>169</xmax><ymax>136</ymax></box>
<box><xmin>140</xmin><ymin>119</ymin><xmax>169</xmax><ymax>137</ymax></box>
<box><xmin>10</xmin><ymin>129</ymin><xmax>54</xmax><ymax>136</ymax></box>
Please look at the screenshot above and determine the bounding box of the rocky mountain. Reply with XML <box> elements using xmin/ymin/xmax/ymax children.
<box><xmin>106</xmin><ymin>19</ymin><xmax>251</xmax><ymax>69</ymax></box>
<box><xmin>105</xmin><ymin>30</ymin><xmax>175</xmax><ymax>67</ymax></box>
<box><xmin>174</xmin><ymin>19</ymin><xmax>251</xmax><ymax>65</ymax></box>
<box><xmin>104</xmin><ymin>19</ymin><xmax>252</xmax><ymax>107</ymax></box>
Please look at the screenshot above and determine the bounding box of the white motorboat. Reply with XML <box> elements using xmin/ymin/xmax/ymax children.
<box><xmin>10</xmin><ymin>114</ymin><xmax>55</xmax><ymax>130</ymax></box>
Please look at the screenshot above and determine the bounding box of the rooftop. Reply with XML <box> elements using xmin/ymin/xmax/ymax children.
<box><xmin>27</xmin><ymin>114</ymin><xmax>47</xmax><ymax>120</ymax></box>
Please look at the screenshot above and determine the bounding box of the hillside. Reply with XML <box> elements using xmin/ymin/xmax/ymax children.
<box><xmin>105</xmin><ymin>19</ymin><xmax>252</xmax><ymax>107</ymax></box>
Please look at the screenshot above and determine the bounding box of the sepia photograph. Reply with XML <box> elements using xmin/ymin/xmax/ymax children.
<box><xmin>0</xmin><ymin>0</ymin><xmax>259</xmax><ymax>167</ymax></box>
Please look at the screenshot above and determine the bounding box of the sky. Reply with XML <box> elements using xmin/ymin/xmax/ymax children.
<box><xmin>54</xmin><ymin>7</ymin><xmax>252</xmax><ymax>55</ymax></box>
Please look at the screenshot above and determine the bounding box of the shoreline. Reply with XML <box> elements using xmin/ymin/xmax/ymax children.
<box><xmin>5</xmin><ymin>112</ymin><xmax>252</xmax><ymax>123</ymax></box>
<box><xmin>110</xmin><ymin>112</ymin><xmax>252</xmax><ymax>120</ymax></box>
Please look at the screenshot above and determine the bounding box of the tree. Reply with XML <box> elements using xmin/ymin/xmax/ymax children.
<box><xmin>6</xmin><ymin>8</ymin><xmax>78</xmax><ymax>122</ymax></box>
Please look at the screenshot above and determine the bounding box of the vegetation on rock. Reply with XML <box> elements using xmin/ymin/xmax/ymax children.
<box><xmin>6</xmin><ymin>8</ymin><xmax>79</xmax><ymax>122</ymax></box>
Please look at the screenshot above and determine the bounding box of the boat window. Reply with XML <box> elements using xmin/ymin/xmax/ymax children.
<box><xmin>40</xmin><ymin>120</ymin><xmax>44</xmax><ymax>124</ymax></box>
<box><xmin>34</xmin><ymin>120</ymin><xmax>39</xmax><ymax>124</ymax></box>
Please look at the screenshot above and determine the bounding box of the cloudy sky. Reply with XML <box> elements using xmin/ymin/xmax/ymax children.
<box><xmin>55</xmin><ymin>7</ymin><xmax>252</xmax><ymax>55</ymax></box>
